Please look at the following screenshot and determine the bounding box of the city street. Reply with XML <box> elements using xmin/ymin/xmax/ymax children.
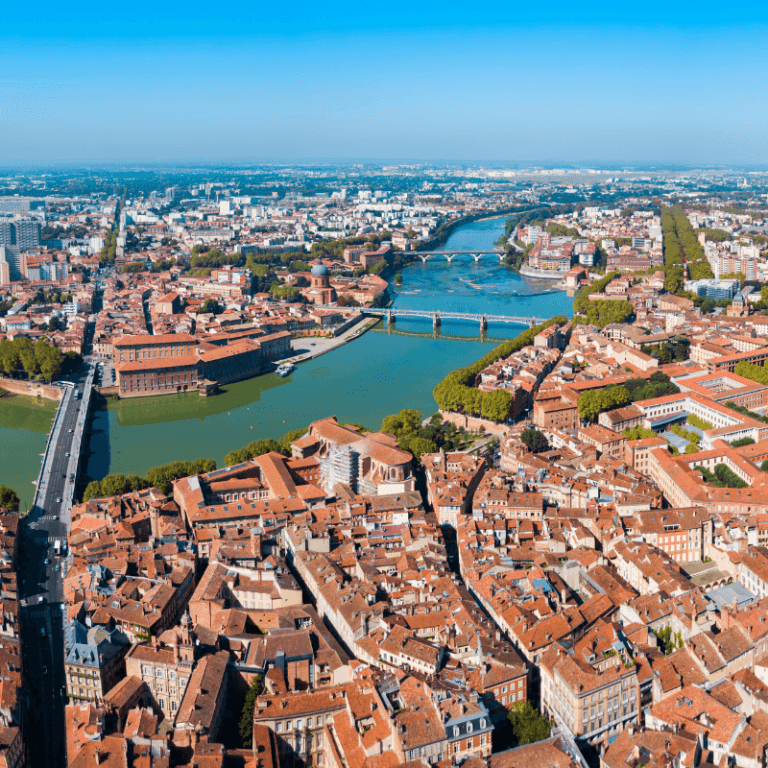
<box><xmin>18</xmin><ymin>365</ymin><xmax>93</xmax><ymax>768</ymax></box>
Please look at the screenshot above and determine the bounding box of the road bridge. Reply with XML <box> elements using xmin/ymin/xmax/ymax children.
<box><xmin>413</xmin><ymin>249</ymin><xmax>506</xmax><ymax>263</ymax></box>
<box><xmin>19</xmin><ymin>363</ymin><xmax>94</xmax><ymax>768</ymax></box>
<box><xmin>359</xmin><ymin>308</ymin><xmax>546</xmax><ymax>332</ymax></box>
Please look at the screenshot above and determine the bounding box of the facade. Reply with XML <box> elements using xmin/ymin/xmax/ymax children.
<box><xmin>64</xmin><ymin>621</ymin><xmax>131</xmax><ymax>702</ymax></box>
<box><xmin>116</xmin><ymin>355</ymin><xmax>200</xmax><ymax>397</ymax></box>
<box><xmin>540</xmin><ymin>632</ymin><xmax>641</xmax><ymax>748</ymax></box>
<box><xmin>124</xmin><ymin>636</ymin><xmax>195</xmax><ymax>721</ymax></box>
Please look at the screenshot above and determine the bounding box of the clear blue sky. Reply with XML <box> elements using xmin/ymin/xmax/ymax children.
<box><xmin>2</xmin><ymin>0</ymin><xmax>768</xmax><ymax>165</ymax></box>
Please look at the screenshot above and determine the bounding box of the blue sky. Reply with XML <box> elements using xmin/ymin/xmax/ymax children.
<box><xmin>2</xmin><ymin>0</ymin><xmax>768</xmax><ymax>164</ymax></box>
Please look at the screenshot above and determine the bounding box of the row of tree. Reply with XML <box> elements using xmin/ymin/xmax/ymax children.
<box><xmin>432</xmin><ymin>317</ymin><xmax>568</xmax><ymax>422</ymax></box>
<box><xmin>224</xmin><ymin>428</ymin><xmax>309</xmax><ymax>467</ymax></box>
<box><xmin>578</xmin><ymin>373</ymin><xmax>679</xmax><ymax>423</ymax></box>
<box><xmin>695</xmin><ymin>463</ymin><xmax>748</xmax><ymax>489</ymax></box>
<box><xmin>99</xmin><ymin>231</ymin><xmax>118</xmax><ymax>263</ymax></box>
<box><xmin>577</xmin><ymin>385</ymin><xmax>631</xmax><ymax>422</ymax></box>
<box><xmin>735</xmin><ymin>360</ymin><xmax>768</xmax><ymax>386</ymax></box>
<box><xmin>0</xmin><ymin>337</ymin><xmax>68</xmax><ymax>382</ymax></box>
<box><xmin>82</xmin><ymin>457</ymin><xmax>217</xmax><ymax>501</ymax></box>
<box><xmin>661</xmin><ymin>205</ymin><xmax>713</xmax><ymax>293</ymax></box>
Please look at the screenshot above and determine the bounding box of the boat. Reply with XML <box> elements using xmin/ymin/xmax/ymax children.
<box><xmin>275</xmin><ymin>362</ymin><xmax>295</xmax><ymax>378</ymax></box>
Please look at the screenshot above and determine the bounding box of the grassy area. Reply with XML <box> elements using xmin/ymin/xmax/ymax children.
<box><xmin>0</xmin><ymin>394</ymin><xmax>57</xmax><ymax>433</ymax></box>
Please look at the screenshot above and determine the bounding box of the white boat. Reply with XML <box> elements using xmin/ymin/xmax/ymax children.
<box><xmin>275</xmin><ymin>363</ymin><xmax>295</xmax><ymax>377</ymax></box>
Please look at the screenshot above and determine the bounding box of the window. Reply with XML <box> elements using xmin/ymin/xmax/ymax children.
<box><xmin>480</xmin><ymin>719</ymin><xmax>486</xmax><ymax>729</ymax></box>
<box><xmin>286</xmin><ymin>721</ymin><xmax>292</xmax><ymax>731</ymax></box>
<box><xmin>467</xmin><ymin>723</ymin><xmax>473</xmax><ymax>734</ymax></box>
<box><xmin>453</xmin><ymin>727</ymin><xmax>459</xmax><ymax>737</ymax></box>
<box><xmin>276</xmin><ymin>723</ymin><xmax>282</xmax><ymax>733</ymax></box>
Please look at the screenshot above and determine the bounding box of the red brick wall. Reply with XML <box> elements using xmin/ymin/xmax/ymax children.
<box><xmin>0</xmin><ymin>377</ymin><xmax>64</xmax><ymax>401</ymax></box>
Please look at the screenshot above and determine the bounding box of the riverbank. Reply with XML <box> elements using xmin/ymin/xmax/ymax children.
<box><xmin>518</xmin><ymin>264</ymin><xmax>569</xmax><ymax>284</ymax></box>
<box><xmin>2</xmin><ymin>213</ymin><xmax>574</xmax><ymax>493</ymax></box>
<box><xmin>277</xmin><ymin>316</ymin><xmax>380</xmax><ymax>365</ymax></box>
<box><xmin>0</xmin><ymin>377</ymin><xmax>64</xmax><ymax>401</ymax></box>
<box><xmin>417</xmin><ymin>207</ymin><xmax>534</xmax><ymax>251</ymax></box>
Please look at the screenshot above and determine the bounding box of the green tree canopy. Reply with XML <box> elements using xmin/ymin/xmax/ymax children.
<box><xmin>239</xmin><ymin>675</ymin><xmax>264</xmax><ymax>748</ymax></box>
<box><xmin>578</xmin><ymin>385</ymin><xmax>631</xmax><ymax>422</ymax></box>
<box><xmin>521</xmin><ymin>428</ymin><xmax>549</xmax><ymax>454</ymax></box>
<box><xmin>433</xmin><ymin>317</ymin><xmax>568</xmax><ymax>419</ymax></box>
<box><xmin>507</xmin><ymin>701</ymin><xmax>551</xmax><ymax>747</ymax></box>
<box><xmin>406</xmin><ymin>437</ymin><xmax>439</xmax><ymax>460</ymax></box>
<box><xmin>0</xmin><ymin>486</ymin><xmax>19</xmax><ymax>512</ymax></box>
<box><xmin>225</xmin><ymin>439</ymin><xmax>282</xmax><ymax>467</ymax></box>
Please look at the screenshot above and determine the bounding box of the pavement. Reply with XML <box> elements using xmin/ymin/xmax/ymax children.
<box><xmin>18</xmin><ymin>364</ymin><xmax>94</xmax><ymax>768</ymax></box>
<box><xmin>278</xmin><ymin>316</ymin><xmax>378</xmax><ymax>365</ymax></box>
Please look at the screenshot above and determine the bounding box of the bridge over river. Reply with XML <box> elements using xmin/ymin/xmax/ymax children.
<box><xmin>412</xmin><ymin>248</ymin><xmax>506</xmax><ymax>263</ymax></box>
<box><xmin>358</xmin><ymin>307</ymin><xmax>546</xmax><ymax>331</ymax></box>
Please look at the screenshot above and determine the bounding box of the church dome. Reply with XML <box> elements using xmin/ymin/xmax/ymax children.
<box><xmin>311</xmin><ymin>262</ymin><xmax>329</xmax><ymax>276</ymax></box>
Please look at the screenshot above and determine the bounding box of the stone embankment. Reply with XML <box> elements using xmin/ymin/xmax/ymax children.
<box><xmin>0</xmin><ymin>377</ymin><xmax>64</xmax><ymax>401</ymax></box>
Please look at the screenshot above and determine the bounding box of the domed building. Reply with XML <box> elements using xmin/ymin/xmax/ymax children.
<box><xmin>303</xmin><ymin>259</ymin><xmax>336</xmax><ymax>305</ymax></box>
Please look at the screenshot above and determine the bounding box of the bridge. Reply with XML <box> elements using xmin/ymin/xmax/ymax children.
<box><xmin>413</xmin><ymin>249</ymin><xmax>506</xmax><ymax>264</ymax></box>
<box><xmin>359</xmin><ymin>308</ymin><xmax>545</xmax><ymax>331</ymax></box>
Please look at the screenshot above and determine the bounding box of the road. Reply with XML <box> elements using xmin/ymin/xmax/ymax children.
<box><xmin>18</xmin><ymin>364</ymin><xmax>93</xmax><ymax>768</ymax></box>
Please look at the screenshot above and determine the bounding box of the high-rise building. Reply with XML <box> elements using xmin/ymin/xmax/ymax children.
<box><xmin>0</xmin><ymin>246</ymin><xmax>22</xmax><ymax>281</ymax></box>
<box><xmin>0</xmin><ymin>219</ymin><xmax>41</xmax><ymax>250</ymax></box>
<box><xmin>15</xmin><ymin>219</ymin><xmax>41</xmax><ymax>250</ymax></box>
<box><xmin>0</xmin><ymin>221</ymin><xmax>13</xmax><ymax>246</ymax></box>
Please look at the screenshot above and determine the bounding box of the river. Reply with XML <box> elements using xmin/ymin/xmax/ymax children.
<box><xmin>0</xmin><ymin>215</ymin><xmax>573</xmax><ymax>495</ymax></box>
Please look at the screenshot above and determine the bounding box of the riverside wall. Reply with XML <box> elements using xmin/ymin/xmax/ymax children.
<box><xmin>438</xmin><ymin>410</ymin><xmax>511</xmax><ymax>437</ymax></box>
<box><xmin>0</xmin><ymin>377</ymin><xmax>64</xmax><ymax>401</ymax></box>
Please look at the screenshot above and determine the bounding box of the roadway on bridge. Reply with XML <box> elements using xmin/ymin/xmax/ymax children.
<box><xmin>19</xmin><ymin>364</ymin><xmax>93</xmax><ymax>768</ymax></box>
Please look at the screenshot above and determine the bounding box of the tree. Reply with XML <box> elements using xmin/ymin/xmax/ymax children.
<box><xmin>480</xmin><ymin>389</ymin><xmax>514</xmax><ymax>422</ymax></box>
<box><xmin>239</xmin><ymin>675</ymin><xmax>264</xmax><ymax>748</ymax></box>
<box><xmin>521</xmin><ymin>428</ymin><xmax>549</xmax><ymax>454</ymax></box>
<box><xmin>145</xmin><ymin>459</ymin><xmax>216</xmax><ymax>494</ymax></box>
<box><xmin>381</xmin><ymin>409</ymin><xmax>423</xmax><ymax>448</ymax></box>
<box><xmin>407</xmin><ymin>437</ymin><xmax>438</xmax><ymax>460</ymax></box>
<box><xmin>394</xmin><ymin>273</ymin><xmax>403</xmax><ymax>284</ymax></box>
<box><xmin>224</xmin><ymin>439</ymin><xmax>282</xmax><ymax>467</ymax></box>
<box><xmin>82</xmin><ymin>480</ymin><xmax>102</xmax><ymax>502</ymax></box>
<box><xmin>578</xmin><ymin>385</ymin><xmax>630</xmax><ymax>422</ymax></box>
<box><xmin>121</xmin><ymin>261</ymin><xmax>146</xmax><ymax>274</ymax></box>
<box><xmin>623</xmin><ymin>425</ymin><xmax>657</xmax><ymax>440</ymax></box>
<box><xmin>279</xmin><ymin>427</ymin><xmax>307</xmax><ymax>455</ymax></box>
<box><xmin>507</xmin><ymin>701</ymin><xmax>551</xmax><ymax>746</ymax></box>
<box><xmin>0</xmin><ymin>485</ymin><xmax>19</xmax><ymax>512</ymax></box>
<box><xmin>197</xmin><ymin>298</ymin><xmax>221</xmax><ymax>315</ymax></box>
